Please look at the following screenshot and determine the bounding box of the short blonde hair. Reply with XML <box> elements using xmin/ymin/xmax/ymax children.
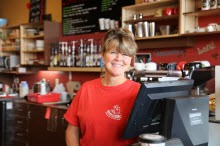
<box><xmin>102</xmin><ymin>27</ymin><xmax>138</xmax><ymax>57</ymax></box>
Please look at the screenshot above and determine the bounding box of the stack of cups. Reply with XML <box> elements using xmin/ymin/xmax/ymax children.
<box><xmin>99</xmin><ymin>18</ymin><xmax>119</xmax><ymax>30</ymax></box>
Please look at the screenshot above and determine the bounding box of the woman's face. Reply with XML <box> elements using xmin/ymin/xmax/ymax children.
<box><xmin>102</xmin><ymin>47</ymin><xmax>132</xmax><ymax>77</ymax></box>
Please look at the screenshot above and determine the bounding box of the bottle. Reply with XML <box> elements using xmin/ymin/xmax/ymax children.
<box><xmin>79</xmin><ymin>39</ymin><xmax>84</xmax><ymax>67</ymax></box>
<box><xmin>19</xmin><ymin>81</ymin><xmax>29</xmax><ymax>98</ymax></box>
<box><xmin>50</xmin><ymin>43</ymin><xmax>54</xmax><ymax>67</ymax></box>
<box><xmin>88</xmin><ymin>39</ymin><xmax>94</xmax><ymax>67</ymax></box>
<box><xmin>71</xmin><ymin>41</ymin><xmax>76</xmax><ymax>67</ymax></box>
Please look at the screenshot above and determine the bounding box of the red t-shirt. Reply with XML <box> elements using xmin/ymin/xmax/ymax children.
<box><xmin>64</xmin><ymin>78</ymin><xmax>140</xmax><ymax>146</ymax></box>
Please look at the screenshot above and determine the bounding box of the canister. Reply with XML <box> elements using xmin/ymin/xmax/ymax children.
<box><xmin>19</xmin><ymin>81</ymin><xmax>29</xmax><ymax>98</ymax></box>
<box><xmin>139</xmin><ymin>134</ymin><xmax>166</xmax><ymax>146</ymax></box>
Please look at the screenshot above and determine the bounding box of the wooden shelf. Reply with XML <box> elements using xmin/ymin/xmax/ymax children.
<box><xmin>136</xmin><ymin>36</ymin><xmax>194</xmax><ymax>49</ymax></box>
<box><xmin>22</xmin><ymin>49</ymin><xmax>44</xmax><ymax>53</ymax></box>
<box><xmin>0</xmin><ymin>70</ymin><xmax>34</xmax><ymax>75</ymax></box>
<box><xmin>181</xmin><ymin>31</ymin><xmax>220</xmax><ymax>36</ymax></box>
<box><xmin>1</xmin><ymin>36</ymin><xmax>20</xmax><ymax>40</ymax></box>
<box><xmin>135</xmin><ymin>34</ymin><xmax>179</xmax><ymax>40</ymax></box>
<box><xmin>183</xmin><ymin>8</ymin><xmax>220</xmax><ymax>17</ymax></box>
<box><xmin>123</xmin><ymin>0</ymin><xmax>178</xmax><ymax>11</ymax></box>
<box><xmin>22</xmin><ymin>34</ymin><xmax>44</xmax><ymax>39</ymax></box>
<box><xmin>48</xmin><ymin>67</ymin><xmax>103</xmax><ymax>72</ymax></box>
<box><xmin>124</xmin><ymin>15</ymin><xmax>178</xmax><ymax>24</ymax></box>
<box><xmin>1</xmin><ymin>47</ymin><xmax>20</xmax><ymax>52</ymax></box>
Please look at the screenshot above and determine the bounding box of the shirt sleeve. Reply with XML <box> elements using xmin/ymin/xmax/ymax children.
<box><xmin>64</xmin><ymin>87</ymin><xmax>83</xmax><ymax>127</ymax></box>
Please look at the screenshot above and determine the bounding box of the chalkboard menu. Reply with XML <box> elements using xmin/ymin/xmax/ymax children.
<box><xmin>29</xmin><ymin>0</ymin><xmax>45</xmax><ymax>22</ymax></box>
<box><xmin>62</xmin><ymin>0</ymin><xmax>134</xmax><ymax>35</ymax></box>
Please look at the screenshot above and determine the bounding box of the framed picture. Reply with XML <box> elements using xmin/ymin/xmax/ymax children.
<box><xmin>134</xmin><ymin>53</ymin><xmax>151</xmax><ymax>64</ymax></box>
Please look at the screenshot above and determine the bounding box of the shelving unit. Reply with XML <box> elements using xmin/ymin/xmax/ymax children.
<box><xmin>20</xmin><ymin>21</ymin><xmax>60</xmax><ymax>66</ymax></box>
<box><xmin>122</xmin><ymin>0</ymin><xmax>179</xmax><ymax>39</ymax></box>
<box><xmin>180</xmin><ymin>0</ymin><xmax>220</xmax><ymax>35</ymax></box>
<box><xmin>0</xmin><ymin>25</ymin><xmax>20</xmax><ymax>56</ymax></box>
<box><xmin>121</xmin><ymin>0</ymin><xmax>195</xmax><ymax>48</ymax></box>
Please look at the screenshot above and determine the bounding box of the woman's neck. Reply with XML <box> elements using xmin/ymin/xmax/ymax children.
<box><xmin>101</xmin><ymin>75</ymin><xmax>127</xmax><ymax>86</ymax></box>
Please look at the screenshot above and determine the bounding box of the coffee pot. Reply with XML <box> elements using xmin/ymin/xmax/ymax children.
<box><xmin>33</xmin><ymin>79</ymin><xmax>51</xmax><ymax>95</ymax></box>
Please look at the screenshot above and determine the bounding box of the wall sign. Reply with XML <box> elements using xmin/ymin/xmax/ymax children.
<box><xmin>62</xmin><ymin>0</ymin><xmax>134</xmax><ymax>36</ymax></box>
<box><xmin>29</xmin><ymin>0</ymin><xmax>45</xmax><ymax>22</ymax></box>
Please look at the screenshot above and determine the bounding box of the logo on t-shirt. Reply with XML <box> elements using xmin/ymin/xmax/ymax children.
<box><xmin>106</xmin><ymin>105</ymin><xmax>122</xmax><ymax>120</ymax></box>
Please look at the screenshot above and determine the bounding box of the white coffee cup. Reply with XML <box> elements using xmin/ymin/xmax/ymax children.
<box><xmin>145</xmin><ymin>62</ymin><xmax>157</xmax><ymax>71</ymax></box>
<box><xmin>110</xmin><ymin>20</ymin><xmax>115</xmax><ymax>29</ymax></box>
<box><xmin>207</xmin><ymin>25</ymin><xmax>215</xmax><ymax>32</ymax></box>
<box><xmin>104</xmin><ymin>18</ymin><xmax>110</xmax><ymax>30</ymax></box>
<box><xmin>99</xmin><ymin>18</ymin><xmax>105</xmax><ymax>30</ymax></box>
<box><xmin>134</xmin><ymin>63</ymin><xmax>145</xmax><ymax>71</ymax></box>
<box><xmin>208</xmin><ymin>23</ymin><xmax>218</xmax><ymax>31</ymax></box>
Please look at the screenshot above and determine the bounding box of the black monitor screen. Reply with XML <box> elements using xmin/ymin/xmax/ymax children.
<box><xmin>122</xmin><ymin>79</ymin><xmax>194</xmax><ymax>139</ymax></box>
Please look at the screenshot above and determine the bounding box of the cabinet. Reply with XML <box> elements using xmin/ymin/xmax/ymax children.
<box><xmin>12</xmin><ymin>101</ymin><xmax>68</xmax><ymax>146</ymax></box>
<box><xmin>12</xmin><ymin>102</ymin><xmax>29</xmax><ymax>146</ymax></box>
<box><xmin>180</xmin><ymin>0</ymin><xmax>220</xmax><ymax>36</ymax></box>
<box><xmin>0</xmin><ymin>99</ymin><xmax>14</xmax><ymax>146</ymax></box>
<box><xmin>20</xmin><ymin>21</ymin><xmax>59</xmax><ymax>66</ymax></box>
<box><xmin>121</xmin><ymin>0</ymin><xmax>194</xmax><ymax>49</ymax></box>
<box><xmin>0</xmin><ymin>25</ymin><xmax>20</xmax><ymax>56</ymax></box>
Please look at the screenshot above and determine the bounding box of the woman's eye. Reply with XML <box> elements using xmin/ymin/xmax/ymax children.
<box><xmin>123</xmin><ymin>53</ymin><xmax>129</xmax><ymax>56</ymax></box>
<box><xmin>110</xmin><ymin>51</ymin><xmax>116</xmax><ymax>54</ymax></box>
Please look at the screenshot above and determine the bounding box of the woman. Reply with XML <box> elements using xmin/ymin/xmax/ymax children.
<box><xmin>64</xmin><ymin>27</ymin><xmax>140</xmax><ymax>146</ymax></box>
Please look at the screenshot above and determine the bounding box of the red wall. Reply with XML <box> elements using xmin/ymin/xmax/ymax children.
<box><xmin>18</xmin><ymin>16</ymin><xmax>220</xmax><ymax>91</ymax></box>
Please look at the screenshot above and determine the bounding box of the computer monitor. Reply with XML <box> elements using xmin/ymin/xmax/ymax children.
<box><xmin>162</xmin><ymin>95</ymin><xmax>209</xmax><ymax>146</ymax></box>
<box><xmin>122</xmin><ymin>79</ymin><xmax>194</xmax><ymax>139</ymax></box>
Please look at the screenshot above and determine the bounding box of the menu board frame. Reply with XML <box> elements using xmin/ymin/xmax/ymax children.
<box><xmin>29</xmin><ymin>0</ymin><xmax>45</xmax><ymax>23</ymax></box>
<box><xmin>62</xmin><ymin>0</ymin><xmax>135</xmax><ymax>36</ymax></box>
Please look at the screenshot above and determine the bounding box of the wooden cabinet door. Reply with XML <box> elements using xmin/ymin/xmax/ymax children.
<box><xmin>28</xmin><ymin>105</ymin><xmax>48</xmax><ymax>146</ymax></box>
<box><xmin>46</xmin><ymin>108</ymin><xmax>67</xmax><ymax>146</ymax></box>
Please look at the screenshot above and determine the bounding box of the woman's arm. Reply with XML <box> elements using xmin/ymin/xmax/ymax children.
<box><xmin>65</xmin><ymin>124</ymin><xmax>80</xmax><ymax>146</ymax></box>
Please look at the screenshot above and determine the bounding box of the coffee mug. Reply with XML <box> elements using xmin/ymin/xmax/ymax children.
<box><xmin>134</xmin><ymin>63</ymin><xmax>145</xmax><ymax>71</ymax></box>
<box><xmin>163</xmin><ymin>7</ymin><xmax>173</xmax><ymax>16</ymax></box>
<box><xmin>194</xmin><ymin>60</ymin><xmax>210</xmax><ymax>67</ymax></box>
<box><xmin>158</xmin><ymin>63</ymin><xmax>168</xmax><ymax>70</ymax></box>
<box><xmin>145</xmin><ymin>62</ymin><xmax>157</xmax><ymax>71</ymax></box>
<box><xmin>167</xmin><ymin>62</ymin><xmax>177</xmax><ymax>70</ymax></box>
<box><xmin>184</xmin><ymin>62</ymin><xmax>202</xmax><ymax>70</ymax></box>
<box><xmin>208</xmin><ymin>23</ymin><xmax>218</xmax><ymax>31</ymax></box>
<box><xmin>176</xmin><ymin>61</ymin><xmax>187</xmax><ymax>70</ymax></box>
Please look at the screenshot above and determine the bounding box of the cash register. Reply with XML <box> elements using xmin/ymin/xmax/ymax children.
<box><xmin>122</xmin><ymin>79</ymin><xmax>209</xmax><ymax>146</ymax></box>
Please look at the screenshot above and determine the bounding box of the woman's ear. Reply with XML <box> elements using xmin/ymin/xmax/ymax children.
<box><xmin>101</xmin><ymin>53</ymin><xmax>105</xmax><ymax>63</ymax></box>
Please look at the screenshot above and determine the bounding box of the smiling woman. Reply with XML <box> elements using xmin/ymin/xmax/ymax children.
<box><xmin>101</xmin><ymin>28</ymin><xmax>138</xmax><ymax>85</ymax></box>
<box><xmin>64</xmin><ymin>27</ymin><xmax>141</xmax><ymax>146</ymax></box>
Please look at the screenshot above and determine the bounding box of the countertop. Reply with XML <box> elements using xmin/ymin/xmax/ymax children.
<box><xmin>209</xmin><ymin>116</ymin><xmax>220</xmax><ymax>123</ymax></box>
<box><xmin>13</xmin><ymin>98</ymin><xmax>69</xmax><ymax>110</ymax></box>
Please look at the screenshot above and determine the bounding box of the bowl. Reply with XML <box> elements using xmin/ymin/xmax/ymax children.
<box><xmin>0</xmin><ymin>18</ymin><xmax>7</xmax><ymax>27</ymax></box>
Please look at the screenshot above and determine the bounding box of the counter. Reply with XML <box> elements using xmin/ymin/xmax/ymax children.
<box><xmin>209</xmin><ymin>117</ymin><xmax>220</xmax><ymax>146</ymax></box>
<box><xmin>13</xmin><ymin>98</ymin><xmax>69</xmax><ymax>110</ymax></box>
